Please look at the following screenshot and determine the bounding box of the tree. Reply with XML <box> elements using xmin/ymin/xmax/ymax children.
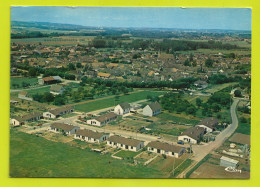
<box><xmin>67</xmin><ymin>63</ymin><xmax>76</xmax><ymax>70</ymax></box>
<box><xmin>53</xmin><ymin>96</ymin><xmax>66</xmax><ymax>106</ymax></box>
<box><xmin>184</xmin><ymin>59</ymin><xmax>190</xmax><ymax>66</ymax></box>
<box><xmin>205</xmin><ymin>58</ymin><xmax>214</xmax><ymax>68</ymax></box>
<box><xmin>196</xmin><ymin>98</ymin><xmax>202</xmax><ymax>108</ymax></box>
<box><xmin>76</xmin><ymin>62</ymin><xmax>83</xmax><ymax>69</ymax></box>
<box><xmin>28</xmin><ymin>68</ymin><xmax>38</xmax><ymax>77</ymax></box>
<box><xmin>234</xmin><ymin>89</ymin><xmax>242</xmax><ymax>97</ymax></box>
<box><xmin>43</xmin><ymin>92</ymin><xmax>54</xmax><ymax>103</ymax></box>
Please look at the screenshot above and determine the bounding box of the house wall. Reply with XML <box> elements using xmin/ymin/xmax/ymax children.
<box><xmin>197</xmin><ymin>125</ymin><xmax>213</xmax><ymax>133</ymax></box>
<box><xmin>43</xmin><ymin>112</ymin><xmax>57</xmax><ymax>119</ymax></box>
<box><xmin>106</xmin><ymin>141</ymin><xmax>144</xmax><ymax>152</ymax></box>
<box><xmin>48</xmin><ymin>127</ymin><xmax>79</xmax><ymax>135</ymax></box>
<box><xmin>147</xmin><ymin>147</ymin><xmax>185</xmax><ymax>158</ymax></box>
<box><xmin>87</xmin><ymin>119</ymin><xmax>102</xmax><ymax>126</ymax></box>
<box><xmin>178</xmin><ymin>135</ymin><xmax>198</xmax><ymax>144</ymax></box>
<box><xmin>143</xmin><ymin>106</ymin><xmax>162</xmax><ymax>117</ymax></box>
<box><xmin>74</xmin><ymin>134</ymin><xmax>109</xmax><ymax>143</ymax></box>
<box><xmin>114</xmin><ymin>105</ymin><xmax>130</xmax><ymax>115</ymax></box>
<box><xmin>11</xmin><ymin>119</ymin><xmax>22</xmax><ymax>126</ymax></box>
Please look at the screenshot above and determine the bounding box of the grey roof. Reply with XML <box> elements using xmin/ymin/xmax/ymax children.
<box><xmin>194</xmin><ymin>80</ymin><xmax>208</xmax><ymax>85</ymax></box>
<box><xmin>197</xmin><ymin>117</ymin><xmax>218</xmax><ymax>129</ymax></box>
<box><xmin>94</xmin><ymin>112</ymin><xmax>117</xmax><ymax>123</ymax></box>
<box><xmin>147</xmin><ymin>141</ymin><xmax>185</xmax><ymax>153</ymax></box>
<box><xmin>50</xmin><ymin>84</ymin><xmax>64</xmax><ymax>92</ymax></box>
<box><xmin>76</xmin><ymin>129</ymin><xmax>107</xmax><ymax>139</ymax></box>
<box><xmin>14</xmin><ymin>112</ymin><xmax>42</xmax><ymax>122</ymax></box>
<box><xmin>118</xmin><ymin>103</ymin><xmax>131</xmax><ymax>110</ymax></box>
<box><xmin>108</xmin><ymin>136</ymin><xmax>143</xmax><ymax>147</ymax></box>
<box><xmin>147</xmin><ymin>102</ymin><xmax>161</xmax><ymax>111</ymax></box>
<box><xmin>180</xmin><ymin>126</ymin><xmax>205</xmax><ymax>140</ymax></box>
<box><xmin>50</xmin><ymin>123</ymin><xmax>77</xmax><ymax>131</ymax></box>
<box><xmin>52</xmin><ymin>76</ymin><xmax>62</xmax><ymax>81</ymax></box>
<box><xmin>49</xmin><ymin>106</ymin><xmax>73</xmax><ymax>116</ymax></box>
<box><xmin>220</xmin><ymin>156</ymin><xmax>239</xmax><ymax>164</ymax></box>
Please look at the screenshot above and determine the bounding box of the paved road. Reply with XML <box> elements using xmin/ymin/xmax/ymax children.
<box><xmin>176</xmin><ymin>98</ymin><xmax>240</xmax><ymax>178</ymax></box>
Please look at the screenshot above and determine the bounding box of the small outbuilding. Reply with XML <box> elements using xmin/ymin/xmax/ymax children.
<box><xmin>220</xmin><ymin>156</ymin><xmax>239</xmax><ymax>168</ymax></box>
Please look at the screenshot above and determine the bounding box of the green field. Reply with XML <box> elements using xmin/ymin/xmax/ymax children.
<box><xmin>156</xmin><ymin>113</ymin><xmax>200</xmax><ymax>125</ymax></box>
<box><xmin>114</xmin><ymin>150</ymin><xmax>141</xmax><ymax>159</ymax></box>
<box><xmin>10</xmin><ymin>77</ymin><xmax>38</xmax><ymax>89</ymax></box>
<box><xmin>74</xmin><ymin>91</ymin><xmax>165</xmax><ymax>112</ymax></box>
<box><xmin>173</xmin><ymin>159</ymin><xmax>194</xmax><ymax>177</ymax></box>
<box><xmin>235</xmin><ymin>123</ymin><xmax>251</xmax><ymax>135</ymax></box>
<box><xmin>10</xmin><ymin>129</ymin><xmax>167</xmax><ymax>178</ymax></box>
<box><xmin>26</xmin><ymin>86</ymin><xmax>50</xmax><ymax>95</ymax></box>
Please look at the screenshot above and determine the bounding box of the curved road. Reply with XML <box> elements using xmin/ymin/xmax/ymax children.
<box><xmin>177</xmin><ymin>98</ymin><xmax>239</xmax><ymax>178</ymax></box>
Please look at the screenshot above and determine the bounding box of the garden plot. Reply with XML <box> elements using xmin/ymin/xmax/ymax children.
<box><xmin>134</xmin><ymin>151</ymin><xmax>158</xmax><ymax>165</ymax></box>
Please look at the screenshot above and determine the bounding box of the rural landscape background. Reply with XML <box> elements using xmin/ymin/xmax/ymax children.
<box><xmin>9</xmin><ymin>7</ymin><xmax>251</xmax><ymax>178</ymax></box>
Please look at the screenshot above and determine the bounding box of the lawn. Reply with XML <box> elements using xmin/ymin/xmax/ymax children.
<box><xmin>156</xmin><ymin>113</ymin><xmax>200</xmax><ymax>125</ymax></box>
<box><xmin>235</xmin><ymin>123</ymin><xmax>251</xmax><ymax>135</ymax></box>
<box><xmin>26</xmin><ymin>86</ymin><xmax>51</xmax><ymax>95</ymax></box>
<box><xmin>114</xmin><ymin>150</ymin><xmax>141</xmax><ymax>159</ymax></box>
<box><xmin>10</xmin><ymin>77</ymin><xmax>38</xmax><ymax>89</ymax></box>
<box><xmin>74</xmin><ymin>91</ymin><xmax>165</xmax><ymax>113</ymax></box>
<box><xmin>10</xmin><ymin>129</ymin><xmax>168</xmax><ymax>178</ymax></box>
<box><xmin>173</xmin><ymin>159</ymin><xmax>193</xmax><ymax>177</ymax></box>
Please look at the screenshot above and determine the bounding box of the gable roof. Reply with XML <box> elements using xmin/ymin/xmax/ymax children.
<box><xmin>118</xmin><ymin>103</ymin><xmax>131</xmax><ymax>110</ymax></box>
<box><xmin>147</xmin><ymin>102</ymin><xmax>161</xmax><ymax>111</ymax></box>
<box><xmin>50</xmin><ymin>84</ymin><xmax>64</xmax><ymax>92</ymax></box>
<box><xmin>14</xmin><ymin>112</ymin><xmax>42</xmax><ymax>122</ymax></box>
<box><xmin>197</xmin><ymin>117</ymin><xmax>218</xmax><ymax>129</ymax></box>
<box><xmin>50</xmin><ymin>123</ymin><xmax>77</xmax><ymax>131</ymax></box>
<box><xmin>180</xmin><ymin>126</ymin><xmax>205</xmax><ymax>140</ymax></box>
<box><xmin>97</xmin><ymin>72</ymin><xmax>111</xmax><ymax>78</ymax></box>
<box><xmin>108</xmin><ymin>136</ymin><xmax>143</xmax><ymax>147</ymax></box>
<box><xmin>48</xmin><ymin>106</ymin><xmax>73</xmax><ymax>116</ymax></box>
<box><xmin>94</xmin><ymin>112</ymin><xmax>118</xmax><ymax>123</ymax></box>
<box><xmin>147</xmin><ymin>141</ymin><xmax>185</xmax><ymax>153</ymax></box>
<box><xmin>220</xmin><ymin>156</ymin><xmax>239</xmax><ymax>164</ymax></box>
<box><xmin>76</xmin><ymin>129</ymin><xmax>107</xmax><ymax>139</ymax></box>
<box><xmin>42</xmin><ymin>77</ymin><xmax>55</xmax><ymax>82</ymax></box>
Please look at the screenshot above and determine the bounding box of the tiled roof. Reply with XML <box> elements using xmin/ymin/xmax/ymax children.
<box><xmin>108</xmin><ymin>136</ymin><xmax>143</xmax><ymax>147</ymax></box>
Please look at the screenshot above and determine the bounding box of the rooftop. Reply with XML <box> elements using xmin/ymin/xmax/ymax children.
<box><xmin>147</xmin><ymin>141</ymin><xmax>185</xmax><ymax>153</ymax></box>
<box><xmin>108</xmin><ymin>136</ymin><xmax>143</xmax><ymax>147</ymax></box>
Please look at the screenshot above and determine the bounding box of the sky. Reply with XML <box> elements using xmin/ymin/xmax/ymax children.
<box><xmin>11</xmin><ymin>6</ymin><xmax>252</xmax><ymax>31</ymax></box>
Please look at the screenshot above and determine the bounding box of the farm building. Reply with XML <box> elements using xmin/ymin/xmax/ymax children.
<box><xmin>18</xmin><ymin>91</ymin><xmax>33</xmax><ymax>101</ymax></box>
<box><xmin>114</xmin><ymin>103</ymin><xmax>131</xmax><ymax>115</ymax></box>
<box><xmin>38</xmin><ymin>76</ymin><xmax>61</xmax><ymax>85</ymax></box>
<box><xmin>50</xmin><ymin>84</ymin><xmax>65</xmax><ymax>95</ymax></box>
<box><xmin>48</xmin><ymin>123</ymin><xmax>79</xmax><ymax>135</ymax></box>
<box><xmin>220</xmin><ymin>156</ymin><xmax>239</xmax><ymax>168</ymax></box>
<box><xmin>196</xmin><ymin>117</ymin><xmax>219</xmax><ymax>133</ymax></box>
<box><xmin>178</xmin><ymin>126</ymin><xmax>205</xmax><ymax>144</ymax></box>
<box><xmin>143</xmin><ymin>102</ymin><xmax>162</xmax><ymax>117</ymax></box>
<box><xmin>43</xmin><ymin>106</ymin><xmax>74</xmax><ymax>119</ymax></box>
<box><xmin>11</xmin><ymin>112</ymin><xmax>43</xmax><ymax>126</ymax></box>
<box><xmin>147</xmin><ymin>141</ymin><xmax>186</xmax><ymax>158</ymax></box>
<box><xmin>87</xmin><ymin>112</ymin><xmax>118</xmax><ymax>126</ymax></box>
<box><xmin>107</xmin><ymin>136</ymin><xmax>144</xmax><ymax>152</ymax></box>
<box><xmin>74</xmin><ymin>129</ymin><xmax>109</xmax><ymax>143</ymax></box>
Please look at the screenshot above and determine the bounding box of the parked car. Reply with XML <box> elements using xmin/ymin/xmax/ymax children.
<box><xmin>177</xmin><ymin>140</ymin><xmax>184</xmax><ymax>145</ymax></box>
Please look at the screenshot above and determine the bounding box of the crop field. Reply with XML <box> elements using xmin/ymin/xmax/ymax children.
<box><xmin>74</xmin><ymin>91</ymin><xmax>165</xmax><ymax>113</ymax></box>
<box><xmin>10</xmin><ymin>129</ymin><xmax>168</xmax><ymax>178</ymax></box>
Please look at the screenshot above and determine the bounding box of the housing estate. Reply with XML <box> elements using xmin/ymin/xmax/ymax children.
<box><xmin>48</xmin><ymin>123</ymin><xmax>79</xmax><ymax>135</ymax></box>
<box><xmin>74</xmin><ymin>129</ymin><xmax>109</xmax><ymax>143</ymax></box>
<box><xmin>147</xmin><ymin>141</ymin><xmax>186</xmax><ymax>158</ymax></box>
<box><xmin>43</xmin><ymin>106</ymin><xmax>74</xmax><ymax>119</ymax></box>
<box><xmin>107</xmin><ymin>136</ymin><xmax>144</xmax><ymax>152</ymax></box>
<box><xmin>87</xmin><ymin>112</ymin><xmax>118</xmax><ymax>126</ymax></box>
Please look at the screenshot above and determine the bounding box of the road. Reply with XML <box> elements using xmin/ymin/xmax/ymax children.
<box><xmin>176</xmin><ymin>98</ymin><xmax>239</xmax><ymax>178</ymax></box>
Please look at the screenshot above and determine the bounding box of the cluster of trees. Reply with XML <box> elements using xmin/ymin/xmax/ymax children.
<box><xmin>81</xmin><ymin>76</ymin><xmax>198</xmax><ymax>90</ymax></box>
<box><xmin>208</xmin><ymin>74</ymin><xmax>242</xmax><ymax>84</ymax></box>
<box><xmin>160</xmin><ymin>93</ymin><xmax>197</xmax><ymax>115</ymax></box>
<box><xmin>238</xmin><ymin>106</ymin><xmax>250</xmax><ymax>114</ymax></box>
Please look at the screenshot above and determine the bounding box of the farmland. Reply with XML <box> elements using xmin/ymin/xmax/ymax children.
<box><xmin>10</xmin><ymin>77</ymin><xmax>38</xmax><ymax>89</ymax></box>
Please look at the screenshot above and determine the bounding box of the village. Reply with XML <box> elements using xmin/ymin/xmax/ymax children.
<box><xmin>9</xmin><ymin>21</ymin><xmax>251</xmax><ymax>178</ymax></box>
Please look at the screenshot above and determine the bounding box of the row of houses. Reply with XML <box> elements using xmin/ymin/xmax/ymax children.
<box><xmin>178</xmin><ymin>117</ymin><xmax>219</xmax><ymax>144</ymax></box>
<box><xmin>48</xmin><ymin>122</ymin><xmax>185</xmax><ymax>158</ymax></box>
<box><xmin>11</xmin><ymin>106</ymin><xmax>74</xmax><ymax>126</ymax></box>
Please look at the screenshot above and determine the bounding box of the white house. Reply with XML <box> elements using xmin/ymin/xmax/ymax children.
<box><xmin>11</xmin><ymin>112</ymin><xmax>42</xmax><ymax>126</ymax></box>
<box><xmin>147</xmin><ymin>141</ymin><xmax>186</xmax><ymax>158</ymax></box>
<box><xmin>74</xmin><ymin>129</ymin><xmax>109</xmax><ymax>143</ymax></box>
<box><xmin>43</xmin><ymin>106</ymin><xmax>74</xmax><ymax>119</ymax></box>
<box><xmin>48</xmin><ymin>123</ymin><xmax>79</xmax><ymax>135</ymax></box>
<box><xmin>107</xmin><ymin>136</ymin><xmax>144</xmax><ymax>152</ymax></box>
<box><xmin>143</xmin><ymin>102</ymin><xmax>162</xmax><ymax>117</ymax></box>
<box><xmin>87</xmin><ymin>112</ymin><xmax>118</xmax><ymax>126</ymax></box>
<box><xmin>178</xmin><ymin>126</ymin><xmax>205</xmax><ymax>144</ymax></box>
<box><xmin>114</xmin><ymin>103</ymin><xmax>131</xmax><ymax>115</ymax></box>
<box><xmin>50</xmin><ymin>84</ymin><xmax>65</xmax><ymax>95</ymax></box>
<box><xmin>196</xmin><ymin>117</ymin><xmax>219</xmax><ymax>133</ymax></box>
<box><xmin>18</xmin><ymin>91</ymin><xmax>33</xmax><ymax>101</ymax></box>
